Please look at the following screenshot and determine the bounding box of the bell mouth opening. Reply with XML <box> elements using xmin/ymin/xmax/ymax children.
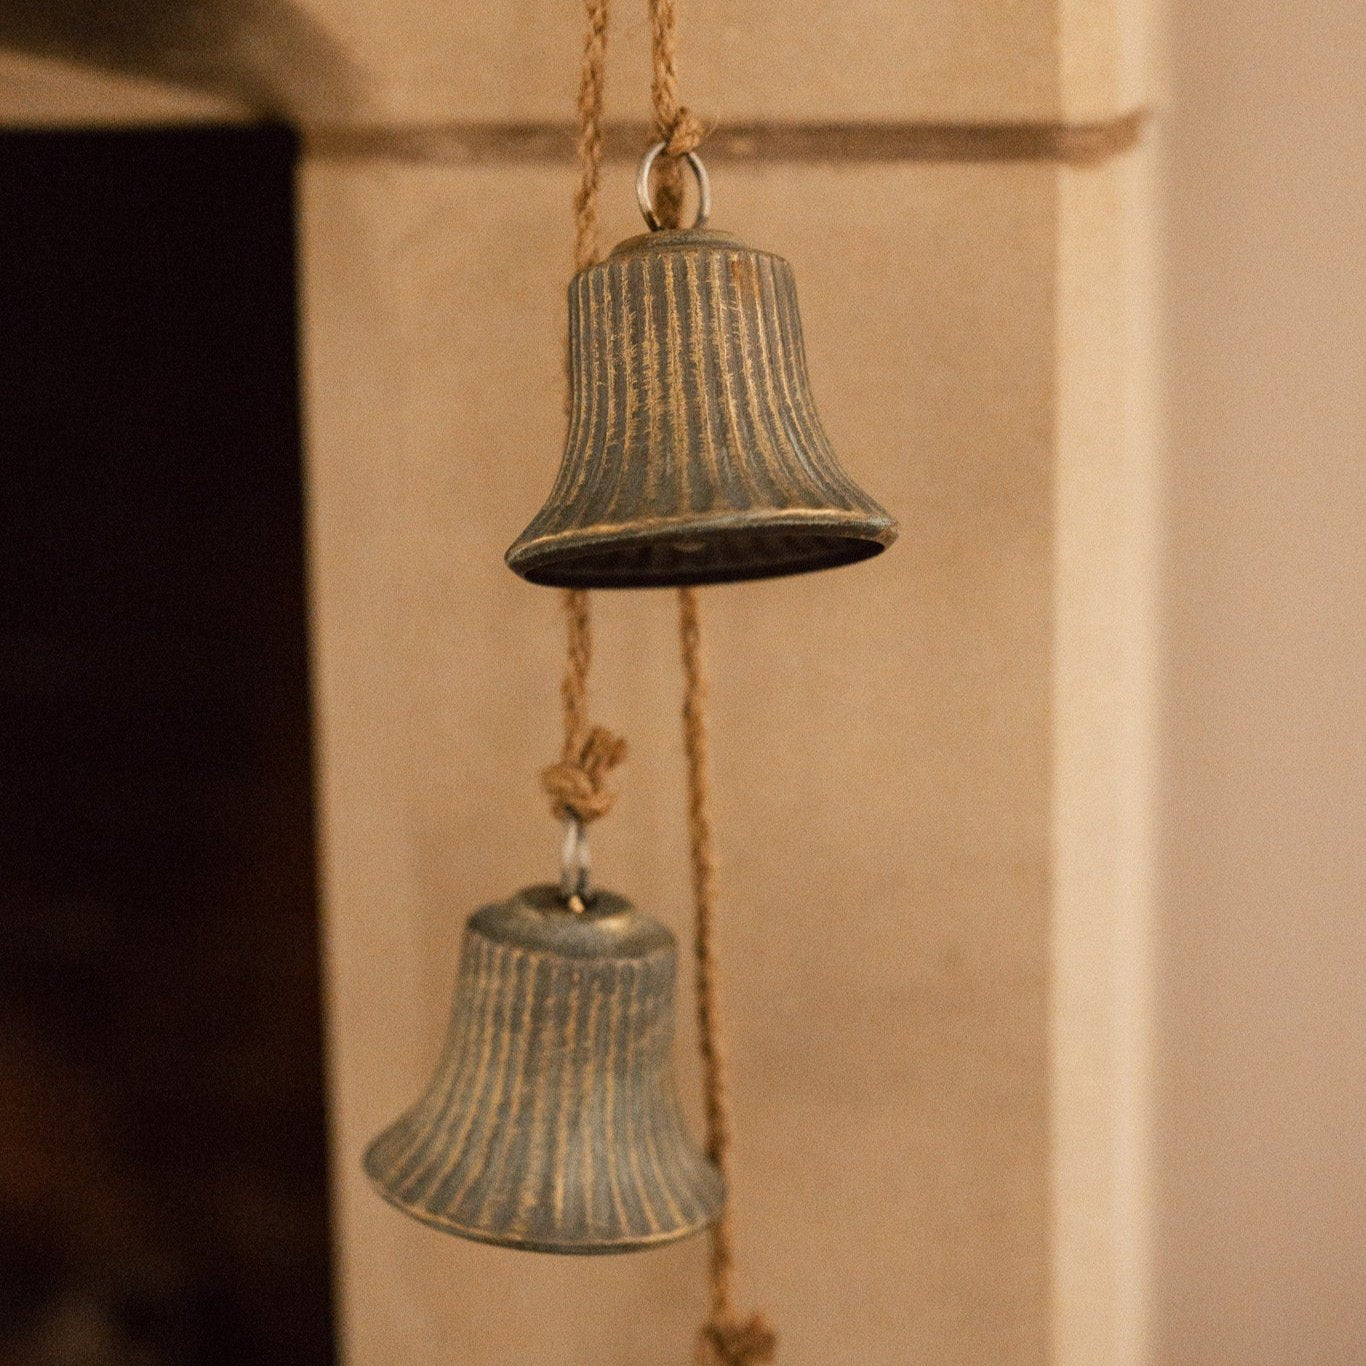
<box><xmin>362</xmin><ymin>1171</ymin><xmax>722</xmax><ymax>1255</ymax></box>
<box><xmin>508</xmin><ymin>520</ymin><xmax>894</xmax><ymax>590</ymax></box>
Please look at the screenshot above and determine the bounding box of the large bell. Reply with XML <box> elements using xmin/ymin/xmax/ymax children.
<box><xmin>364</xmin><ymin>884</ymin><xmax>724</xmax><ymax>1253</ymax></box>
<box><xmin>506</xmin><ymin>220</ymin><xmax>897</xmax><ymax>588</ymax></box>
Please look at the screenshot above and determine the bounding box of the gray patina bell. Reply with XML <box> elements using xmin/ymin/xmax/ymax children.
<box><xmin>506</xmin><ymin>151</ymin><xmax>896</xmax><ymax>588</ymax></box>
<box><xmin>364</xmin><ymin>885</ymin><xmax>723</xmax><ymax>1254</ymax></box>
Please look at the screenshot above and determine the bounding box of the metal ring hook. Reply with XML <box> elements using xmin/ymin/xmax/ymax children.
<box><xmin>636</xmin><ymin>141</ymin><xmax>711</xmax><ymax>232</ymax></box>
<box><xmin>559</xmin><ymin>816</ymin><xmax>592</xmax><ymax>909</ymax></box>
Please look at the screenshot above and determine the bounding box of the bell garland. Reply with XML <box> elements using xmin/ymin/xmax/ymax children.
<box><xmin>363</xmin><ymin>0</ymin><xmax>895</xmax><ymax>1360</ymax></box>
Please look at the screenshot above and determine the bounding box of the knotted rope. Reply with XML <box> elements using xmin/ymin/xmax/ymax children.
<box><xmin>648</xmin><ymin>3</ymin><xmax>776</xmax><ymax>1360</ymax></box>
<box><xmin>544</xmin><ymin>0</ymin><xmax>628</xmax><ymax>840</ymax></box>
<box><xmin>542</xmin><ymin>722</ymin><xmax>628</xmax><ymax>824</ymax></box>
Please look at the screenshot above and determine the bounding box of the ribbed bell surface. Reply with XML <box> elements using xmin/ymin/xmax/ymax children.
<box><xmin>364</xmin><ymin>885</ymin><xmax>723</xmax><ymax>1254</ymax></box>
<box><xmin>505</xmin><ymin>227</ymin><xmax>897</xmax><ymax>588</ymax></box>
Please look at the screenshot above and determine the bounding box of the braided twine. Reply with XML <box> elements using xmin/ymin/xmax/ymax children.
<box><xmin>649</xmin><ymin>6</ymin><xmax>776</xmax><ymax>1362</ymax></box>
<box><xmin>546</xmin><ymin>4</ymin><xmax>775</xmax><ymax>1360</ymax></box>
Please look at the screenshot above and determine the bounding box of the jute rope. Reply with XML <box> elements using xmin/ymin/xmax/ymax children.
<box><xmin>678</xmin><ymin>590</ymin><xmax>777</xmax><ymax>1366</ymax></box>
<box><xmin>571</xmin><ymin>0</ymin><xmax>610</xmax><ymax>273</ymax></box>
<box><xmin>649</xmin><ymin>5</ymin><xmax>776</xmax><ymax>1361</ymax></box>
<box><xmin>541</xmin><ymin>0</ymin><xmax>628</xmax><ymax>839</ymax></box>
<box><xmin>647</xmin><ymin>0</ymin><xmax>706</xmax><ymax>226</ymax></box>
<box><xmin>548</xmin><ymin>3</ymin><xmax>773</xmax><ymax>1358</ymax></box>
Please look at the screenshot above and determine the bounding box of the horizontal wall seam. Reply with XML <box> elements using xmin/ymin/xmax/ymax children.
<box><xmin>304</xmin><ymin>111</ymin><xmax>1147</xmax><ymax>169</ymax></box>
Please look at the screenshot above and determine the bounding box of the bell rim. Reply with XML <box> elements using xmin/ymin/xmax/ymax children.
<box><xmin>363</xmin><ymin>1161</ymin><xmax>725</xmax><ymax>1256</ymax></box>
<box><xmin>506</xmin><ymin>506</ymin><xmax>897</xmax><ymax>589</ymax></box>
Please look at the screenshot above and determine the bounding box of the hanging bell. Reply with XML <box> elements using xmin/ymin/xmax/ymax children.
<box><xmin>506</xmin><ymin>144</ymin><xmax>897</xmax><ymax>589</ymax></box>
<box><xmin>364</xmin><ymin>884</ymin><xmax>724</xmax><ymax>1253</ymax></box>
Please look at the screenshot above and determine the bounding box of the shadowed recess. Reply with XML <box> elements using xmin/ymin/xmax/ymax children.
<box><xmin>0</xmin><ymin>125</ymin><xmax>332</xmax><ymax>1365</ymax></box>
<box><xmin>0</xmin><ymin>0</ymin><xmax>364</xmax><ymax>118</ymax></box>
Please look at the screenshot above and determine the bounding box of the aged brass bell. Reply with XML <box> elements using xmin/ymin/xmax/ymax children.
<box><xmin>364</xmin><ymin>884</ymin><xmax>724</xmax><ymax>1253</ymax></box>
<box><xmin>506</xmin><ymin>145</ymin><xmax>897</xmax><ymax>589</ymax></box>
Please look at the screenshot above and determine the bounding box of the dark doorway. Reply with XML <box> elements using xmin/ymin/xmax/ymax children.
<box><xmin>0</xmin><ymin>127</ymin><xmax>334</xmax><ymax>1365</ymax></box>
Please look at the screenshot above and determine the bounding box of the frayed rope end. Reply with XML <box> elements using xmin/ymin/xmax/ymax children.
<box><xmin>695</xmin><ymin>1312</ymin><xmax>778</xmax><ymax>1366</ymax></box>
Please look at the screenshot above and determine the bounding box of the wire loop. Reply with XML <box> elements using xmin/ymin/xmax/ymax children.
<box><xmin>636</xmin><ymin>141</ymin><xmax>711</xmax><ymax>231</ymax></box>
<box><xmin>559</xmin><ymin>816</ymin><xmax>592</xmax><ymax>908</ymax></box>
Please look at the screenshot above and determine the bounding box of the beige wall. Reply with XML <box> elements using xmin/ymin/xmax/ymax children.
<box><xmin>301</xmin><ymin>153</ymin><xmax>1066</xmax><ymax>1366</ymax></box>
<box><xmin>293</xmin><ymin>3</ymin><xmax>1153</xmax><ymax>1357</ymax></box>
<box><xmin>1154</xmin><ymin>2</ymin><xmax>1366</xmax><ymax>1361</ymax></box>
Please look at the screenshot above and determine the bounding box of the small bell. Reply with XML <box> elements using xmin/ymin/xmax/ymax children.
<box><xmin>364</xmin><ymin>884</ymin><xmax>723</xmax><ymax>1253</ymax></box>
<box><xmin>506</xmin><ymin>145</ymin><xmax>897</xmax><ymax>589</ymax></box>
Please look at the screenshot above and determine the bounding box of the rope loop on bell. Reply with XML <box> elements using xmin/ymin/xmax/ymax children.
<box><xmin>643</xmin><ymin>106</ymin><xmax>713</xmax><ymax>231</ymax></box>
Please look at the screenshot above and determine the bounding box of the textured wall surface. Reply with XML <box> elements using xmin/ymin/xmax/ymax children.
<box><xmin>1155</xmin><ymin>2</ymin><xmax>1366</xmax><ymax>1361</ymax></box>
<box><xmin>290</xmin><ymin>3</ymin><xmax>1150</xmax><ymax>1364</ymax></box>
<box><xmin>0</xmin><ymin>0</ymin><xmax>1144</xmax><ymax>126</ymax></box>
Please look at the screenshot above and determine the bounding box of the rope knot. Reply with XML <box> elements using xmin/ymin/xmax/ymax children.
<box><xmin>663</xmin><ymin>106</ymin><xmax>705</xmax><ymax>157</ymax></box>
<box><xmin>542</xmin><ymin>725</ymin><xmax>628</xmax><ymax>825</ymax></box>
<box><xmin>696</xmin><ymin>1313</ymin><xmax>778</xmax><ymax>1366</ymax></box>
